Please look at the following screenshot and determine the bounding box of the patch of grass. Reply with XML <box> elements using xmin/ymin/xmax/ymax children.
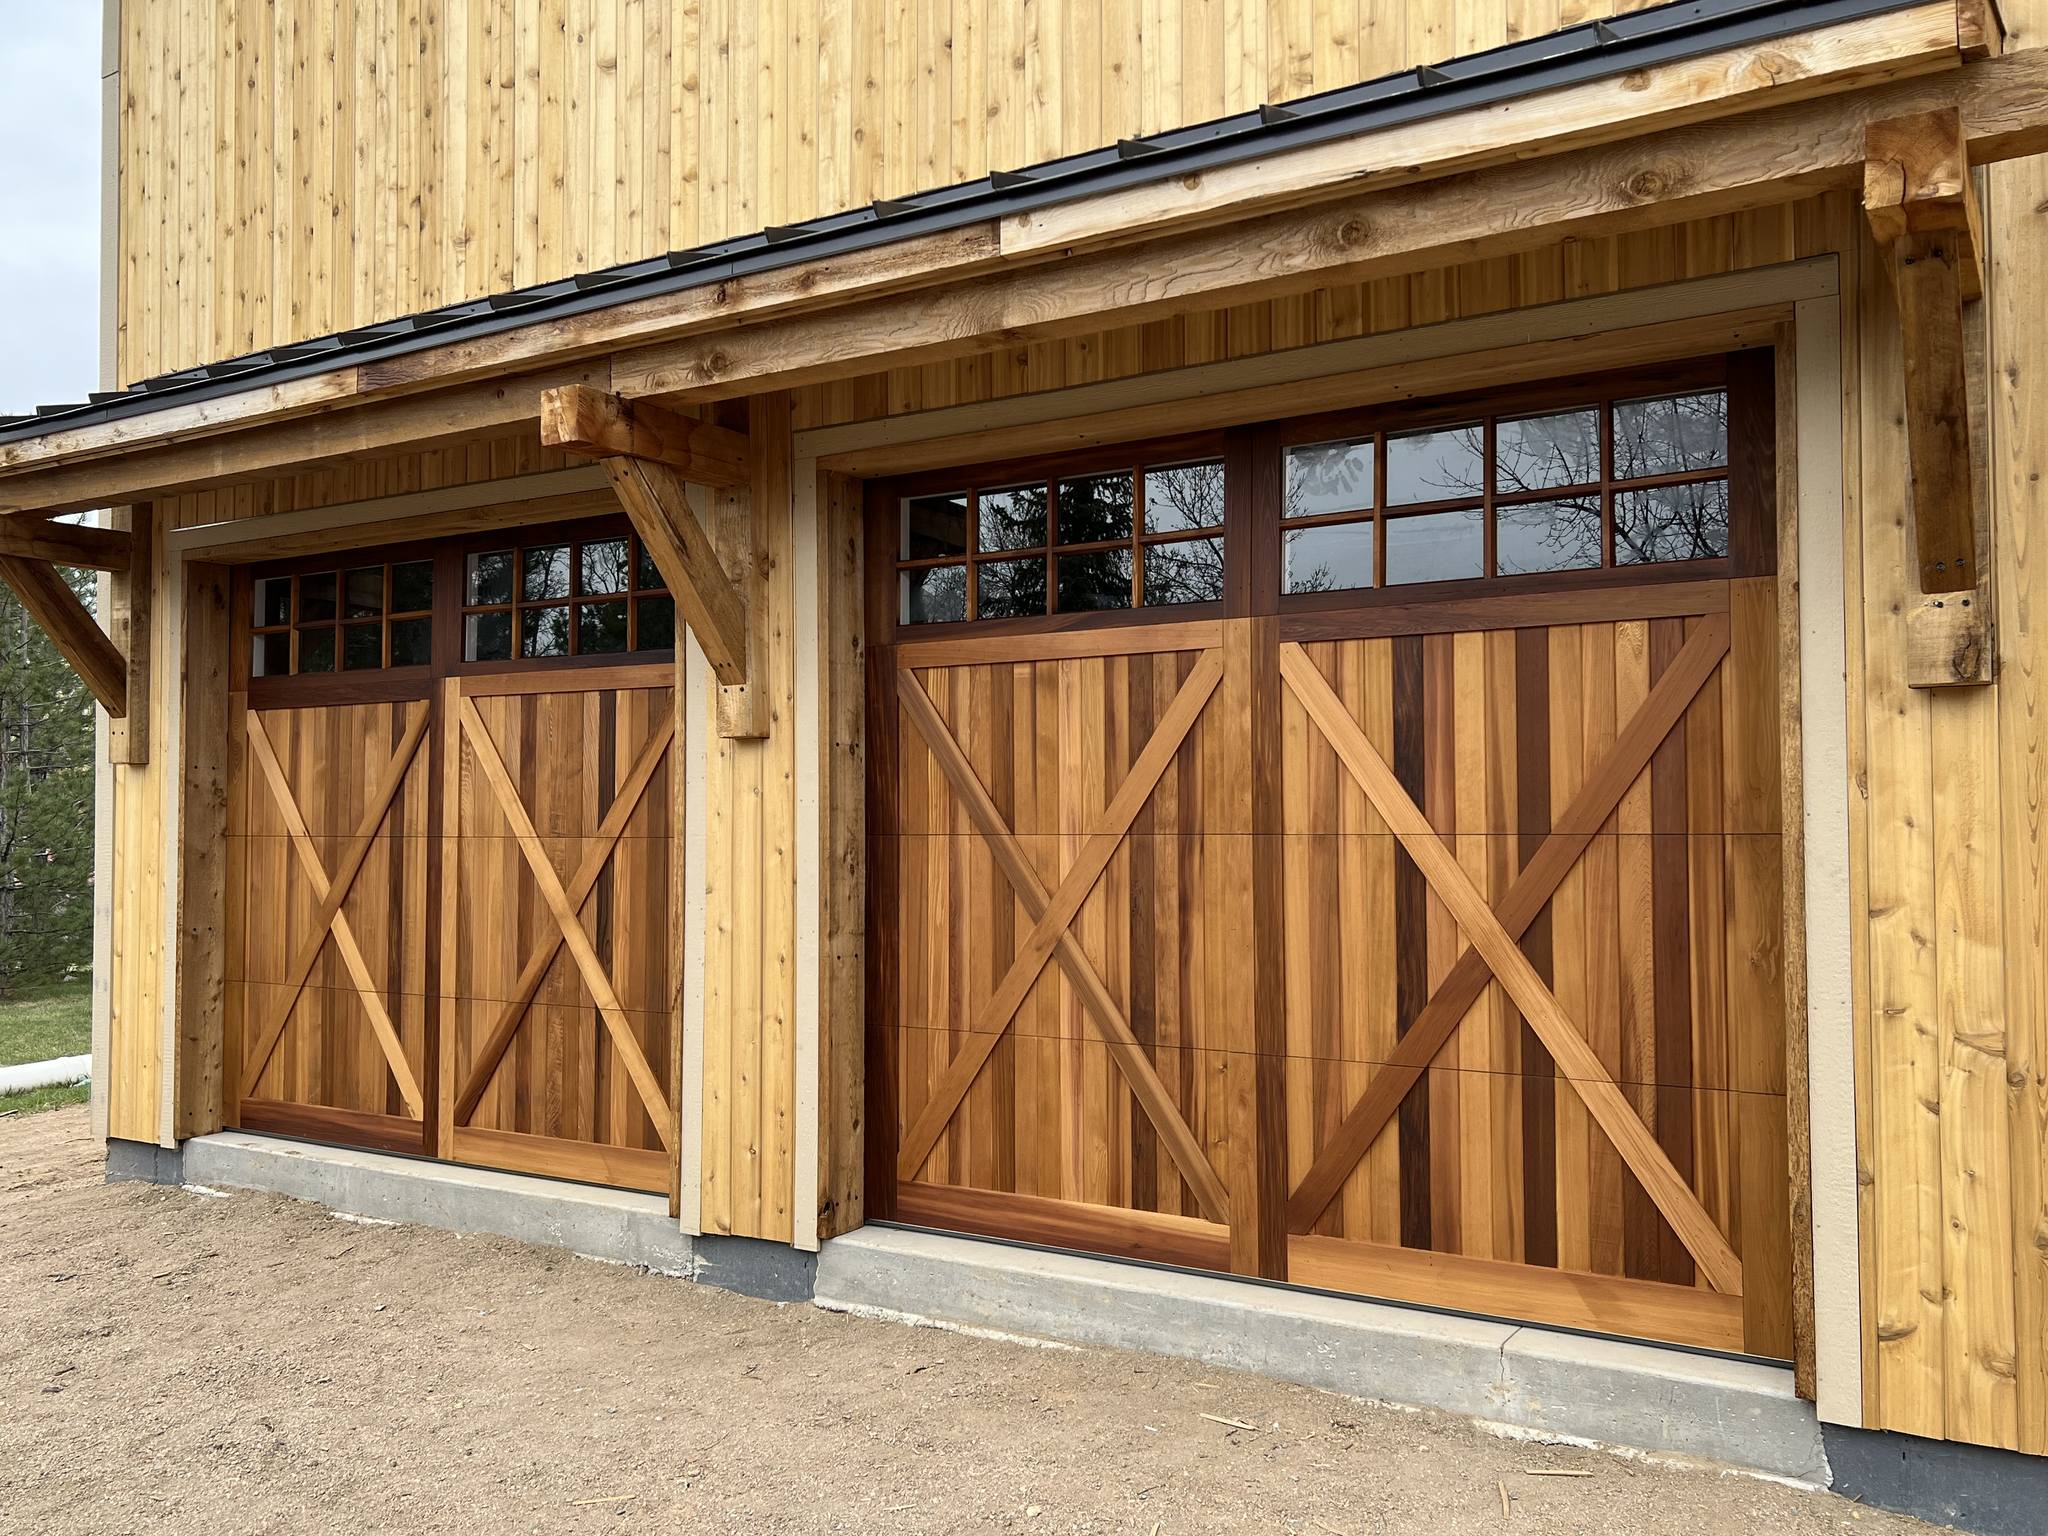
<box><xmin>0</xmin><ymin>980</ymin><xmax>92</xmax><ymax>1067</ymax></box>
<box><xmin>0</xmin><ymin>1080</ymin><xmax>89</xmax><ymax>1116</ymax></box>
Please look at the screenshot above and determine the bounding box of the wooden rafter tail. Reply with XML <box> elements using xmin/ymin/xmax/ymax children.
<box><xmin>1865</xmin><ymin>106</ymin><xmax>1983</xmax><ymax>598</ymax></box>
<box><xmin>1285</xmin><ymin>612</ymin><xmax>1734</xmax><ymax>1233</ymax></box>
<box><xmin>0</xmin><ymin>516</ymin><xmax>132</xmax><ymax>570</ymax></box>
<box><xmin>539</xmin><ymin>384</ymin><xmax>750</xmax><ymax>486</ymax></box>
<box><xmin>240</xmin><ymin>706</ymin><xmax>432</xmax><ymax>1112</ymax></box>
<box><xmin>890</xmin><ymin>651</ymin><xmax>1232</xmax><ymax>1223</ymax></box>
<box><xmin>456</xmin><ymin>697</ymin><xmax>678</xmax><ymax>1151</ymax></box>
<box><xmin>453</xmin><ymin>709</ymin><xmax>677</xmax><ymax>1125</ymax></box>
<box><xmin>1278</xmin><ymin>642</ymin><xmax>1744</xmax><ymax>1295</ymax></box>
<box><xmin>0</xmin><ymin>554</ymin><xmax>126</xmax><ymax>716</ymax></box>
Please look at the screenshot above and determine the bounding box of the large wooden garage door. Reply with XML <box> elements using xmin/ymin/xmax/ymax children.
<box><xmin>225</xmin><ymin>520</ymin><xmax>681</xmax><ymax>1192</ymax></box>
<box><xmin>867</xmin><ymin>356</ymin><xmax>1796</xmax><ymax>1356</ymax></box>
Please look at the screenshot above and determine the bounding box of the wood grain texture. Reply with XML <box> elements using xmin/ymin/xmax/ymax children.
<box><xmin>873</xmin><ymin>597</ymin><xmax>1790</xmax><ymax>1348</ymax></box>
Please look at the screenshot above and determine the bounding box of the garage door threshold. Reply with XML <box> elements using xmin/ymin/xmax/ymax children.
<box><xmin>814</xmin><ymin>1225</ymin><xmax>1828</xmax><ymax>1486</ymax></box>
<box><xmin>179</xmin><ymin>1131</ymin><xmax>699</xmax><ymax>1278</ymax></box>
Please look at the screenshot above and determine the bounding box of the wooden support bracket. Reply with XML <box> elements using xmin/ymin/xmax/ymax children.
<box><xmin>543</xmin><ymin>384</ymin><xmax>768</xmax><ymax>738</ymax></box>
<box><xmin>540</xmin><ymin>384</ymin><xmax>750</xmax><ymax>486</ymax></box>
<box><xmin>1866</xmin><ymin>107</ymin><xmax>1996</xmax><ymax>683</ymax></box>
<box><xmin>0</xmin><ymin>551</ymin><xmax>127</xmax><ymax>717</ymax></box>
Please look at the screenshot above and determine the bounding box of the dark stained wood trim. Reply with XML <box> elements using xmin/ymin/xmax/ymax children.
<box><xmin>895</xmin><ymin>1182</ymin><xmax>1233</xmax><ymax>1272</ymax></box>
<box><xmin>1279</xmin><ymin>575</ymin><xmax>1730</xmax><ymax>642</ymax></box>
<box><xmin>237</xmin><ymin>1097</ymin><xmax>426</xmax><ymax>1156</ymax></box>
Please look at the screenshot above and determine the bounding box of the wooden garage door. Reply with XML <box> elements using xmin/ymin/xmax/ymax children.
<box><xmin>437</xmin><ymin>669</ymin><xmax>679</xmax><ymax>1192</ymax></box>
<box><xmin>228</xmin><ymin>696</ymin><xmax>435</xmax><ymax>1154</ymax></box>
<box><xmin>866</xmin><ymin>356</ymin><xmax>1795</xmax><ymax>1356</ymax></box>
<box><xmin>224</xmin><ymin>519</ymin><xmax>682</xmax><ymax>1192</ymax></box>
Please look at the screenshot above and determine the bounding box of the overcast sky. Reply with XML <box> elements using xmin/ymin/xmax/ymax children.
<box><xmin>0</xmin><ymin>10</ymin><xmax>102</xmax><ymax>416</ymax></box>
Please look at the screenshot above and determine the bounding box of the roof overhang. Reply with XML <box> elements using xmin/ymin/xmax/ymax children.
<box><xmin>0</xmin><ymin>0</ymin><xmax>2035</xmax><ymax>521</ymax></box>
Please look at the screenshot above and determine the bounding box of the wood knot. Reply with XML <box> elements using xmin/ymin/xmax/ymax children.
<box><xmin>1623</xmin><ymin>165</ymin><xmax>1683</xmax><ymax>202</ymax></box>
<box><xmin>1620</xmin><ymin>69</ymin><xmax>1650</xmax><ymax>91</ymax></box>
<box><xmin>1335</xmin><ymin>216</ymin><xmax>1372</xmax><ymax>249</ymax></box>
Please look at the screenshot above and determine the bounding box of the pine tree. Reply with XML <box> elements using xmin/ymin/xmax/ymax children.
<box><xmin>0</xmin><ymin>568</ymin><xmax>96</xmax><ymax>995</ymax></box>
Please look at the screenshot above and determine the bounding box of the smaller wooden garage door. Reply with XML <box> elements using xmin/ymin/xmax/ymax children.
<box><xmin>437</xmin><ymin>669</ymin><xmax>679</xmax><ymax>1192</ymax></box>
<box><xmin>224</xmin><ymin>520</ymin><xmax>682</xmax><ymax>1193</ymax></box>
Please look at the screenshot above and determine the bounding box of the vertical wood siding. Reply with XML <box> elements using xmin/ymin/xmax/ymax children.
<box><xmin>114</xmin><ymin>0</ymin><xmax>1678</xmax><ymax>384</ymax></box>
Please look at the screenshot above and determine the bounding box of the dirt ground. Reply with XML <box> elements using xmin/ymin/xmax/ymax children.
<box><xmin>2</xmin><ymin>1107</ymin><xmax>1931</xmax><ymax>1536</ymax></box>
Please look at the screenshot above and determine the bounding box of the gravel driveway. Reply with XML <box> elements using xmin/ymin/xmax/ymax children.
<box><xmin>0</xmin><ymin>1106</ymin><xmax>1930</xmax><ymax>1534</ymax></box>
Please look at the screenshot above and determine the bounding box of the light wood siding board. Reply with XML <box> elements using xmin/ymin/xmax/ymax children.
<box><xmin>99</xmin><ymin>0</ymin><xmax>1884</xmax><ymax>382</ymax></box>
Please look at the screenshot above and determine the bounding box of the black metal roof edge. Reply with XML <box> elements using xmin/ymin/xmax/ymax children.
<box><xmin>0</xmin><ymin>0</ymin><xmax>1916</xmax><ymax>448</ymax></box>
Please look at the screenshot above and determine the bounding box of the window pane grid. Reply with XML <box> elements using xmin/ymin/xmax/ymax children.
<box><xmin>1279</xmin><ymin>386</ymin><xmax>1729</xmax><ymax>591</ymax></box>
<box><xmin>897</xmin><ymin>457</ymin><xmax>1226</xmax><ymax>623</ymax></box>
<box><xmin>460</xmin><ymin>531</ymin><xmax>672</xmax><ymax>661</ymax></box>
<box><xmin>248</xmin><ymin>561</ymin><xmax>435</xmax><ymax>677</ymax></box>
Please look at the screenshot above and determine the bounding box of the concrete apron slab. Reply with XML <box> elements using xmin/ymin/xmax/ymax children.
<box><xmin>181</xmin><ymin>1131</ymin><xmax>698</xmax><ymax>1277</ymax></box>
<box><xmin>813</xmin><ymin>1226</ymin><xmax>1828</xmax><ymax>1486</ymax></box>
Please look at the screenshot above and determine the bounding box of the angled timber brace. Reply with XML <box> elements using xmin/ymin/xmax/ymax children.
<box><xmin>540</xmin><ymin>385</ymin><xmax>771</xmax><ymax>737</ymax></box>
<box><xmin>1864</xmin><ymin>105</ymin><xmax>1996</xmax><ymax>688</ymax></box>
<box><xmin>0</xmin><ymin>511</ymin><xmax>151</xmax><ymax>763</ymax></box>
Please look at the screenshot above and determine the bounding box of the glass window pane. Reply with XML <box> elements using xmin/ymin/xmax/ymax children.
<box><xmin>465</xmin><ymin>610</ymin><xmax>513</xmax><ymax>662</ymax></box>
<box><xmin>342</xmin><ymin>623</ymin><xmax>384</xmax><ymax>670</ymax></box>
<box><xmin>977</xmin><ymin>484</ymin><xmax>1048</xmax><ymax>552</ymax></box>
<box><xmin>298</xmin><ymin>628</ymin><xmax>336</xmax><ymax>674</ymax></box>
<box><xmin>634</xmin><ymin>540</ymin><xmax>667</xmax><ymax>591</ymax></box>
<box><xmin>1143</xmin><ymin>536</ymin><xmax>1225</xmax><ymax>606</ymax></box>
<box><xmin>521</xmin><ymin>605</ymin><xmax>571</xmax><ymax>658</ymax></box>
<box><xmin>1614</xmin><ymin>390</ymin><xmax>1728</xmax><ymax>479</ymax></box>
<box><xmin>1496</xmin><ymin>409</ymin><xmax>1599</xmax><ymax>493</ymax></box>
<box><xmin>1615</xmin><ymin>480</ymin><xmax>1730</xmax><ymax>565</ymax></box>
<box><xmin>1283</xmin><ymin>521</ymin><xmax>1374</xmax><ymax>593</ymax></box>
<box><xmin>1385</xmin><ymin>509</ymin><xmax>1484</xmax><ymax>585</ymax></box>
<box><xmin>580</xmin><ymin>538</ymin><xmax>631</xmax><ymax>596</ymax></box>
<box><xmin>1056</xmin><ymin>547</ymin><xmax>1134</xmax><ymax>611</ymax></box>
<box><xmin>902</xmin><ymin>493</ymin><xmax>969</xmax><ymax>560</ymax></box>
<box><xmin>389</xmin><ymin>617</ymin><xmax>432</xmax><ymax>668</ymax></box>
<box><xmin>344</xmin><ymin>567</ymin><xmax>385</xmax><ymax>619</ymax></box>
<box><xmin>1057</xmin><ymin>471</ymin><xmax>1135</xmax><ymax>545</ymax></box>
<box><xmin>579</xmin><ymin>600</ymin><xmax>629</xmax><ymax>654</ymax></box>
<box><xmin>975</xmin><ymin>557</ymin><xmax>1047</xmax><ymax>620</ymax></box>
<box><xmin>1144</xmin><ymin>461</ymin><xmax>1225</xmax><ymax>533</ymax></box>
<box><xmin>634</xmin><ymin>595</ymin><xmax>676</xmax><ymax>651</ymax></box>
<box><xmin>391</xmin><ymin>559</ymin><xmax>434</xmax><ymax>613</ymax></box>
<box><xmin>467</xmin><ymin>550</ymin><xmax>513</xmax><ymax>606</ymax></box>
<box><xmin>1495</xmin><ymin>497</ymin><xmax>1604</xmax><ymax>576</ymax></box>
<box><xmin>250</xmin><ymin>631</ymin><xmax>290</xmax><ymax>678</ymax></box>
<box><xmin>522</xmin><ymin>545</ymin><xmax>571</xmax><ymax>602</ymax></box>
<box><xmin>1284</xmin><ymin>440</ymin><xmax>1373</xmax><ymax>518</ymax></box>
<box><xmin>254</xmin><ymin>576</ymin><xmax>292</xmax><ymax>628</ymax></box>
<box><xmin>300</xmin><ymin>571</ymin><xmax>337</xmax><ymax>623</ymax></box>
<box><xmin>1387</xmin><ymin>424</ymin><xmax>1484</xmax><ymax>506</ymax></box>
<box><xmin>900</xmin><ymin>564</ymin><xmax>967</xmax><ymax>625</ymax></box>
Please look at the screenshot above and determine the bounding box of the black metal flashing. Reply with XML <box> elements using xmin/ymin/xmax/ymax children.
<box><xmin>0</xmin><ymin>0</ymin><xmax>1920</xmax><ymax>447</ymax></box>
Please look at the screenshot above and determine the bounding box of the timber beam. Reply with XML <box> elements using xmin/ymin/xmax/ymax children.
<box><xmin>539</xmin><ymin>385</ymin><xmax>749</xmax><ymax>486</ymax></box>
<box><xmin>1865</xmin><ymin>105</ymin><xmax>1992</xmax><ymax>691</ymax></box>
<box><xmin>0</xmin><ymin>514</ymin><xmax>132</xmax><ymax>570</ymax></box>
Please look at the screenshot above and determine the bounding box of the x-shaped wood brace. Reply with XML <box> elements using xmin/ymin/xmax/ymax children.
<box><xmin>241</xmin><ymin>706</ymin><xmax>430</xmax><ymax>1115</ymax></box>
<box><xmin>452</xmin><ymin>710</ymin><xmax>677</xmax><ymax>1127</ymax></box>
<box><xmin>1278</xmin><ymin>622</ymin><xmax>1743</xmax><ymax>1293</ymax></box>
<box><xmin>893</xmin><ymin>650</ymin><xmax>1232</xmax><ymax>1223</ymax></box>
<box><xmin>457</xmin><ymin>696</ymin><xmax>678</xmax><ymax>1153</ymax></box>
